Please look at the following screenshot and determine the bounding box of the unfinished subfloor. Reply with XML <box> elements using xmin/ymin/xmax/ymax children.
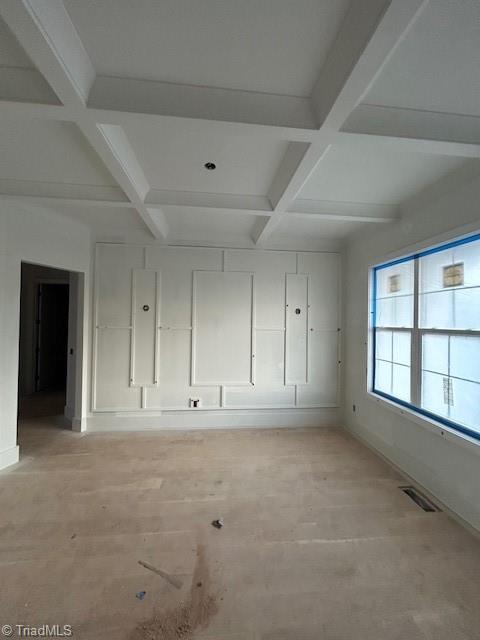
<box><xmin>1</xmin><ymin>419</ymin><xmax>480</xmax><ymax>640</ymax></box>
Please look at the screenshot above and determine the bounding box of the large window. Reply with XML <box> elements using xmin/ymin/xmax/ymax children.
<box><xmin>372</xmin><ymin>233</ymin><xmax>480</xmax><ymax>442</ymax></box>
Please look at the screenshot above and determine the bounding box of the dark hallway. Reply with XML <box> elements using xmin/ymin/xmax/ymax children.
<box><xmin>18</xmin><ymin>264</ymin><xmax>70</xmax><ymax>420</ymax></box>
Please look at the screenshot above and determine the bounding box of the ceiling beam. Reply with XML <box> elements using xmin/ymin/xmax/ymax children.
<box><xmin>289</xmin><ymin>199</ymin><xmax>398</xmax><ymax>223</ymax></box>
<box><xmin>0</xmin><ymin>174</ymin><xmax>399</xmax><ymax>225</ymax></box>
<box><xmin>0</xmin><ymin>194</ymin><xmax>134</xmax><ymax>209</ymax></box>
<box><xmin>0</xmin><ymin>0</ymin><xmax>168</xmax><ymax>241</ymax></box>
<box><xmin>2</xmin><ymin>97</ymin><xmax>479</xmax><ymax>161</ymax></box>
<box><xmin>0</xmin><ymin>100</ymin><xmax>69</xmax><ymax>121</ymax></box>
<box><xmin>253</xmin><ymin>142</ymin><xmax>331</xmax><ymax>244</ymax></box>
<box><xmin>88</xmin><ymin>75</ymin><xmax>317</xmax><ymax>131</ymax></box>
<box><xmin>311</xmin><ymin>0</ymin><xmax>428</xmax><ymax>130</ymax></box>
<box><xmin>342</xmin><ymin>104</ymin><xmax>480</xmax><ymax>152</ymax></box>
<box><xmin>267</xmin><ymin>143</ymin><xmax>315</xmax><ymax>210</ymax></box>
<box><xmin>336</xmin><ymin>130</ymin><xmax>480</xmax><ymax>159</ymax></box>
<box><xmin>252</xmin><ymin>192</ymin><xmax>397</xmax><ymax>244</ymax></box>
<box><xmin>77</xmin><ymin>121</ymin><xmax>169</xmax><ymax>238</ymax></box>
<box><xmin>1</xmin><ymin>0</ymin><xmax>95</xmax><ymax>108</ymax></box>
<box><xmin>146</xmin><ymin>190</ymin><xmax>272</xmax><ymax>214</ymax></box>
<box><xmin>85</xmin><ymin>107</ymin><xmax>318</xmax><ymax>143</ymax></box>
<box><xmin>253</xmin><ymin>0</ymin><xmax>428</xmax><ymax>246</ymax></box>
<box><xmin>0</xmin><ymin>179</ymin><xmax>127</xmax><ymax>202</ymax></box>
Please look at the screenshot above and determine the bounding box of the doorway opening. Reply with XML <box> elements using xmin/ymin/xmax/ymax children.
<box><xmin>18</xmin><ymin>263</ymin><xmax>73</xmax><ymax>424</ymax></box>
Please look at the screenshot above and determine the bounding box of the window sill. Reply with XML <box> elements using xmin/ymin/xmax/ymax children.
<box><xmin>366</xmin><ymin>390</ymin><xmax>480</xmax><ymax>456</ymax></box>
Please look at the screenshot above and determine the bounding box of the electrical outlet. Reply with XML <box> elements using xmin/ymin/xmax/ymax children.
<box><xmin>190</xmin><ymin>398</ymin><xmax>201</xmax><ymax>408</ymax></box>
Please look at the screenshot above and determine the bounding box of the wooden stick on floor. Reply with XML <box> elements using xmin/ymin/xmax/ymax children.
<box><xmin>138</xmin><ymin>560</ymin><xmax>183</xmax><ymax>589</ymax></box>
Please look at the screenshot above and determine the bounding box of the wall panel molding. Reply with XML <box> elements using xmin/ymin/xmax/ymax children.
<box><xmin>93</xmin><ymin>243</ymin><xmax>341</xmax><ymax>416</ymax></box>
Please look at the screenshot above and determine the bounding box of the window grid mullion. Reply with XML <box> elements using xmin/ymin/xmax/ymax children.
<box><xmin>447</xmin><ymin>335</ymin><xmax>452</xmax><ymax>420</ymax></box>
<box><xmin>411</xmin><ymin>257</ymin><xmax>421</xmax><ymax>406</ymax></box>
<box><xmin>418</xmin><ymin>328</ymin><xmax>480</xmax><ymax>337</ymax></box>
<box><xmin>390</xmin><ymin>330</ymin><xmax>394</xmax><ymax>394</ymax></box>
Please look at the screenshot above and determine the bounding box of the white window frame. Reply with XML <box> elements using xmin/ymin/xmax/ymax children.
<box><xmin>368</xmin><ymin>232</ymin><xmax>480</xmax><ymax>445</ymax></box>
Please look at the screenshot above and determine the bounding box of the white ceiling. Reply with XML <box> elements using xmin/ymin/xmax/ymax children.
<box><xmin>365</xmin><ymin>0</ymin><xmax>480</xmax><ymax>117</ymax></box>
<box><xmin>0</xmin><ymin>120</ymin><xmax>115</xmax><ymax>186</ymax></box>
<box><xmin>42</xmin><ymin>203</ymin><xmax>155</xmax><ymax>241</ymax></box>
<box><xmin>64</xmin><ymin>0</ymin><xmax>350</xmax><ymax>96</ymax></box>
<box><xmin>123</xmin><ymin>119</ymin><xmax>288</xmax><ymax>195</ymax></box>
<box><xmin>299</xmin><ymin>141</ymin><xmax>467</xmax><ymax>205</ymax></box>
<box><xmin>0</xmin><ymin>0</ymin><xmax>479</xmax><ymax>251</ymax></box>
<box><xmin>0</xmin><ymin>15</ymin><xmax>30</xmax><ymax>67</ymax></box>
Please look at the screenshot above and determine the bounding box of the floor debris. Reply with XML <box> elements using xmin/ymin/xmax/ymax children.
<box><xmin>130</xmin><ymin>544</ymin><xmax>218</xmax><ymax>640</ymax></box>
<box><xmin>211</xmin><ymin>518</ymin><xmax>224</xmax><ymax>529</ymax></box>
<box><xmin>138</xmin><ymin>560</ymin><xmax>183</xmax><ymax>590</ymax></box>
<box><xmin>136</xmin><ymin>591</ymin><xmax>147</xmax><ymax>601</ymax></box>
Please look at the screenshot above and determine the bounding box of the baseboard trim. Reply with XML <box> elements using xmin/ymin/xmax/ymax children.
<box><xmin>72</xmin><ymin>416</ymin><xmax>87</xmax><ymax>432</ymax></box>
<box><xmin>343</xmin><ymin>422</ymin><xmax>480</xmax><ymax>539</ymax></box>
<box><xmin>87</xmin><ymin>408</ymin><xmax>341</xmax><ymax>432</ymax></box>
<box><xmin>0</xmin><ymin>445</ymin><xmax>19</xmax><ymax>471</ymax></box>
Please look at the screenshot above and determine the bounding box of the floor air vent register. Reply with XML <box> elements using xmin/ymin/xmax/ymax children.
<box><xmin>400</xmin><ymin>486</ymin><xmax>441</xmax><ymax>512</ymax></box>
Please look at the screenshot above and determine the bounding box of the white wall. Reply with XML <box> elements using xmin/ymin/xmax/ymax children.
<box><xmin>0</xmin><ymin>202</ymin><xmax>91</xmax><ymax>469</ymax></box>
<box><xmin>90</xmin><ymin>243</ymin><xmax>341</xmax><ymax>430</ymax></box>
<box><xmin>344</xmin><ymin>166</ymin><xmax>480</xmax><ymax>532</ymax></box>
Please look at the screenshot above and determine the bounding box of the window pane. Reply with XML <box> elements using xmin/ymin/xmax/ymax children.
<box><xmin>376</xmin><ymin>297</ymin><xmax>393</xmax><ymax>327</ymax></box>
<box><xmin>375</xmin><ymin>329</ymin><xmax>392</xmax><ymax>361</ymax></box>
<box><xmin>449</xmin><ymin>378</ymin><xmax>480</xmax><ymax>435</ymax></box>
<box><xmin>450</xmin><ymin>336</ymin><xmax>480</xmax><ymax>383</ymax></box>
<box><xmin>393</xmin><ymin>296</ymin><xmax>414</xmax><ymax>328</ymax></box>
<box><xmin>392</xmin><ymin>364</ymin><xmax>410</xmax><ymax>402</ymax></box>
<box><xmin>375</xmin><ymin>360</ymin><xmax>391</xmax><ymax>394</ymax></box>
<box><xmin>453</xmin><ymin>240</ymin><xmax>480</xmax><ymax>288</ymax></box>
<box><xmin>420</xmin><ymin>249</ymin><xmax>454</xmax><ymax>293</ymax></box>
<box><xmin>453</xmin><ymin>287</ymin><xmax>480</xmax><ymax>330</ymax></box>
<box><xmin>419</xmin><ymin>237</ymin><xmax>480</xmax><ymax>330</ymax></box>
<box><xmin>422</xmin><ymin>334</ymin><xmax>448</xmax><ymax>375</ymax></box>
<box><xmin>422</xmin><ymin>371</ymin><xmax>450</xmax><ymax>420</ymax></box>
<box><xmin>376</xmin><ymin>296</ymin><xmax>413</xmax><ymax>328</ymax></box>
<box><xmin>375</xmin><ymin>261</ymin><xmax>414</xmax><ymax>328</ymax></box>
<box><xmin>376</xmin><ymin>261</ymin><xmax>414</xmax><ymax>298</ymax></box>
<box><xmin>392</xmin><ymin>331</ymin><xmax>410</xmax><ymax>366</ymax></box>
<box><xmin>420</xmin><ymin>290</ymin><xmax>453</xmax><ymax>329</ymax></box>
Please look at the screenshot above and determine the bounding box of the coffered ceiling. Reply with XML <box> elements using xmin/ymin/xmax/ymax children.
<box><xmin>0</xmin><ymin>0</ymin><xmax>479</xmax><ymax>251</ymax></box>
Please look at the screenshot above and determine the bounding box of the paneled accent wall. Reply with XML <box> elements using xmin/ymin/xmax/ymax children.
<box><xmin>93</xmin><ymin>244</ymin><xmax>340</xmax><ymax>412</ymax></box>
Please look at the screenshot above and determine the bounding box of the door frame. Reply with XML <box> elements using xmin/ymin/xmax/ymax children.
<box><xmin>19</xmin><ymin>263</ymin><xmax>86</xmax><ymax>431</ymax></box>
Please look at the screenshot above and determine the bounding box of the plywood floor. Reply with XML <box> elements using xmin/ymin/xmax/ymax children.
<box><xmin>1</xmin><ymin>419</ymin><xmax>480</xmax><ymax>639</ymax></box>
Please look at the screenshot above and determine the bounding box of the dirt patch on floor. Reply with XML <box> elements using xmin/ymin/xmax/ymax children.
<box><xmin>130</xmin><ymin>544</ymin><xmax>218</xmax><ymax>640</ymax></box>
